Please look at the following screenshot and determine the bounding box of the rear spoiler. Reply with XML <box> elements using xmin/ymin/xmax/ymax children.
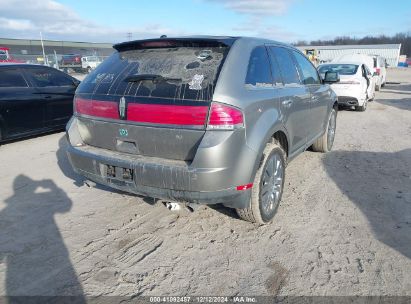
<box><xmin>113</xmin><ymin>37</ymin><xmax>237</xmax><ymax>52</ymax></box>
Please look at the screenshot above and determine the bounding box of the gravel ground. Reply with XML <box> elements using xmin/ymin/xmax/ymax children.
<box><xmin>0</xmin><ymin>68</ymin><xmax>410</xmax><ymax>297</ymax></box>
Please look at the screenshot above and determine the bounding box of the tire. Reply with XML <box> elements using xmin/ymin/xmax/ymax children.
<box><xmin>355</xmin><ymin>100</ymin><xmax>367</xmax><ymax>112</ymax></box>
<box><xmin>369</xmin><ymin>90</ymin><xmax>375</xmax><ymax>101</ymax></box>
<box><xmin>236</xmin><ymin>140</ymin><xmax>286</xmax><ymax>224</ymax></box>
<box><xmin>311</xmin><ymin>107</ymin><xmax>337</xmax><ymax>153</ymax></box>
<box><xmin>87</xmin><ymin>66</ymin><xmax>92</xmax><ymax>73</ymax></box>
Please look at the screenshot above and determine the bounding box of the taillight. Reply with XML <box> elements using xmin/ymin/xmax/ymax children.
<box><xmin>207</xmin><ymin>102</ymin><xmax>244</xmax><ymax>130</ymax></box>
<box><xmin>376</xmin><ymin>68</ymin><xmax>380</xmax><ymax>75</ymax></box>
<box><xmin>74</xmin><ymin>97</ymin><xmax>119</xmax><ymax>119</ymax></box>
<box><xmin>127</xmin><ymin>103</ymin><xmax>208</xmax><ymax>126</ymax></box>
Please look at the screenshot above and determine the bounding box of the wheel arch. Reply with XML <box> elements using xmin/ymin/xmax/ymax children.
<box><xmin>249</xmin><ymin>123</ymin><xmax>290</xmax><ymax>181</ymax></box>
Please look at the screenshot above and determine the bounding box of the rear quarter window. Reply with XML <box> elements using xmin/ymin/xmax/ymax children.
<box><xmin>245</xmin><ymin>46</ymin><xmax>273</xmax><ymax>88</ymax></box>
<box><xmin>78</xmin><ymin>46</ymin><xmax>228</xmax><ymax>101</ymax></box>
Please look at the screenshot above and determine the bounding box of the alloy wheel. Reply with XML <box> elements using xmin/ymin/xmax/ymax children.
<box><xmin>327</xmin><ymin>111</ymin><xmax>336</xmax><ymax>150</ymax></box>
<box><xmin>261</xmin><ymin>153</ymin><xmax>284</xmax><ymax>215</ymax></box>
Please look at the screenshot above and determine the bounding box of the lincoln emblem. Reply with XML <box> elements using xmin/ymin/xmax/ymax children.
<box><xmin>119</xmin><ymin>96</ymin><xmax>126</xmax><ymax>119</ymax></box>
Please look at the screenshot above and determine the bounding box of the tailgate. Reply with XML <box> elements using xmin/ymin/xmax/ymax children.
<box><xmin>75</xmin><ymin>96</ymin><xmax>209</xmax><ymax>161</ymax></box>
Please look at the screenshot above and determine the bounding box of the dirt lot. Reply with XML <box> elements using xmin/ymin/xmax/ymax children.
<box><xmin>0</xmin><ymin>68</ymin><xmax>410</xmax><ymax>297</ymax></box>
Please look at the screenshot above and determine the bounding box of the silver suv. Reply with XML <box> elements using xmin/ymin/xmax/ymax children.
<box><xmin>66</xmin><ymin>36</ymin><xmax>338</xmax><ymax>224</ymax></box>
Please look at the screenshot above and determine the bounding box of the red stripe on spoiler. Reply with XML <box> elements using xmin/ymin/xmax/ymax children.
<box><xmin>127</xmin><ymin>103</ymin><xmax>208</xmax><ymax>126</ymax></box>
<box><xmin>75</xmin><ymin>98</ymin><xmax>208</xmax><ymax>126</ymax></box>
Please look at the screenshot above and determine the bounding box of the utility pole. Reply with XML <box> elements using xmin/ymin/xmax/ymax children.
<box><xmin>126</xmin><ymin>32</ymin><xmax>132</xmax><ymax>41</ymax></box>
<box><xmin>40</xmin><ymin>31</ymin><xmax>48</xmax><ymax>66</ymax></box>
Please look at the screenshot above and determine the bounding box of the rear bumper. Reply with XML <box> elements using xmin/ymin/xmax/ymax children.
<box><xmin>331</xmin><ymin>84</ymin><xmax>365</xmax><ymax>106</ymax></box>
<box><xmin>337</xmin><ymin>96</ymin><xmax>359</xmax><ymax>106</ymax></box>
<box><xmin>66</xmin><ymin>117</ymin><xmax>255</xmax><ymax>208</ymax></box>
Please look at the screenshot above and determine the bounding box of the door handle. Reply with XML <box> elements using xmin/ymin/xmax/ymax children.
<box><xmin>282</xmin><ymin>99</ymin><xmax>293</xmax><ymax>107</ymax></box>
<box><xmin>311</xmin><ymin>96</ymin><xmax>319</xmax><ymax>102</ymax></box>
<box><xmin>44</xmin><ymin>95</ymin><xmax>52</xmax><ymax>99</ymax></box>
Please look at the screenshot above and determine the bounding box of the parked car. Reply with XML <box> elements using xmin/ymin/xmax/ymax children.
<box><xmin>370</xmin><ymin>55</ymin><xmax>387</xmax><ymax>91</ymax></box>
<box><xmin>318</xmin><ymin>62</ymin><xmax>374</xmax><ymax>111</ymax></box>
<box><xmin>332</xmin><ymin>54</ymin><xmax>378</xmax><ymax>92</ymax></box>
<box><xmin>0</xmin><ymin>63</ymin><xmax>79</xmax><ymax>142</ymax></box>
<box><xmin>0</xmin><ymin>47</ymin><xmax>24</xmax><ymax>63</ymax></box>
<box><xmin>81</xmin><ymin>56</ymin><xmax>102</xmax><ymax>73</ymax></box>
<box><xmin>60</xmin><ymin>54</ymin><xmax>81</xmax><ymax>66</ymax></box>
<box><xmin>66</xmin><ymin>36</ymin><xmax>338</xmax><ymax>224</ymax></box>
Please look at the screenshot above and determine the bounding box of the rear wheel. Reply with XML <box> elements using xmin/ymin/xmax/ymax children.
<box><xmin>236</xmin><ymin>141</ymin><xmax>286</xmax><ymax>224</ymax></box>
<box><xmin>311</xmin><ymin>108</ymin><xmax>337</xmax><ymax>153</ymax></box>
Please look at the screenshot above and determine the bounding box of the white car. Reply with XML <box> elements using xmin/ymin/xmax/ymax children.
<box><xmin>81</xmin><ymin>56</ymin><xmax>102</xmax><ymax>72</ymax></box>
<box><xmin>318</xmin><ymin>62</ymin><xmax>375</xmax><ymax>112</ymax></box>
<box><xmin>370</xmin><ymin>55</ymin><xmax>387</xmax><ymax>91</ymax></box>
<box><xmin>332</xmin><ymin>53</ymin><xmax>378</xmax><ymax>91</ymax></box>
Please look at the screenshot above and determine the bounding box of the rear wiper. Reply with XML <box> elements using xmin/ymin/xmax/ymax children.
<box><xmin>124</xmin><ymin>74</ymin><xmax>182</xmax><ymax>83</ymax></box>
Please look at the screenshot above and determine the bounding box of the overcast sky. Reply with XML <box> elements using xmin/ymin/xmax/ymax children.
<box><xmin>0</xmin><ymin>0</ymin><xmax>409</xmax><ymax>43</ymax></box>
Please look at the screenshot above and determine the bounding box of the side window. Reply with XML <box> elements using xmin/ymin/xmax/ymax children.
<box><xmin>27</xmin><ymin>68</ymin><xmax>74</xmax><ymax>87</ymax></box>
<box><xmin>266</xmin><ymin>48</ymin><xmax>284</xmax><ymax>86</ymax></box>
<box><xmin>245</xmin><ymin>46</ymin><xmax>273</xmax><ymax>87</ymax></box>
<box><xmin>292</xmin><ymin>51</ymin><xmax>320</xmax><ymax>85</ymax></box>
<box><xmin>269</xmin><ymin>47</ymin><xmax>300</xmax><ymax>85</ymax></box>
<box><xmin>0</xmin><ymin>68</ymin><xmax>28</xmax><ymax>88</ymax></box>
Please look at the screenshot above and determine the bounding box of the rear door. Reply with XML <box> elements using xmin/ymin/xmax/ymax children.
<box><xmin>0</xmin><ymin>66</ymin><xmax>45</xmax><ymax>138</ymax></box>
<box><xmin>24</xmin><ymin>66</ymin><xmax>76</xmax><ymax>128</ymax></box>
<box><xmin>268</xmin><ymin>46</ymin><xmax>310</xmax><ymax>155</ymax></box>
<box><xmin>74</xmin><ymin>40</ymin><xmax>230</xmax><ymax>161</ymax></box>
<box><xmin>291</xmin><ymin>50</ymin><xmax>329</xmax><ymax>140</ymax></box>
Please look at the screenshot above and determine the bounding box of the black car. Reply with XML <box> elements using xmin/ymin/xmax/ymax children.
<box><xmin>0</xmin><ymin>63</ymin><xmax>79</xmax><ymax>142</ymax></box>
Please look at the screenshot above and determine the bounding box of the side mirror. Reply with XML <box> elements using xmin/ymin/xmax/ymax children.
<box><xmin>323</xmin><ymin>71</ymin><xmax>340</xmax><ymax>83</ymax></box>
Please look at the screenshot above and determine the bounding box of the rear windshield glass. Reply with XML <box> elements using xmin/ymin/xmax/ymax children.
<box><xmin>78</xmin><ymin>46</ymin><xmax>228</xmax><ymax>101</ymax></box>
<box><xmin>318</xmin><ymin>64</ymin><xmax>358</xmax><ymax>75</ymax></box>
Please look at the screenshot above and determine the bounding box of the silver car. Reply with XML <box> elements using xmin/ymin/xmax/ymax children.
<box><xmin>66</xmin><ymin>36</ymin><xmax>338</xmax><ymax>224</ymax></box>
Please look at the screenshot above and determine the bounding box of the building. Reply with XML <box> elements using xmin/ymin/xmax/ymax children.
<box><xmin>0</xmin><ymin>37</ymin><xmax>114</xmax><ymax>63</ymax></box>
<box><xmin>297</xmin><ymin>44</ymin><xmax>401</xmax><ymax>67</ymax></box>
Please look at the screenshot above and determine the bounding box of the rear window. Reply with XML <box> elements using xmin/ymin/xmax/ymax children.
<box><xmin>26</xmin><ymin>67</ymin><xmax>75</xmax><ymax>87</ymax></box>
<box><xmin>78</xmin><ymin>46</ymin><xmax>229</xmax><ymax>101</ymax></box>
<box><xmin>319</xmin><ymin>64</ymin><xmax>359</xmax><ymax>75</ymax></box>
